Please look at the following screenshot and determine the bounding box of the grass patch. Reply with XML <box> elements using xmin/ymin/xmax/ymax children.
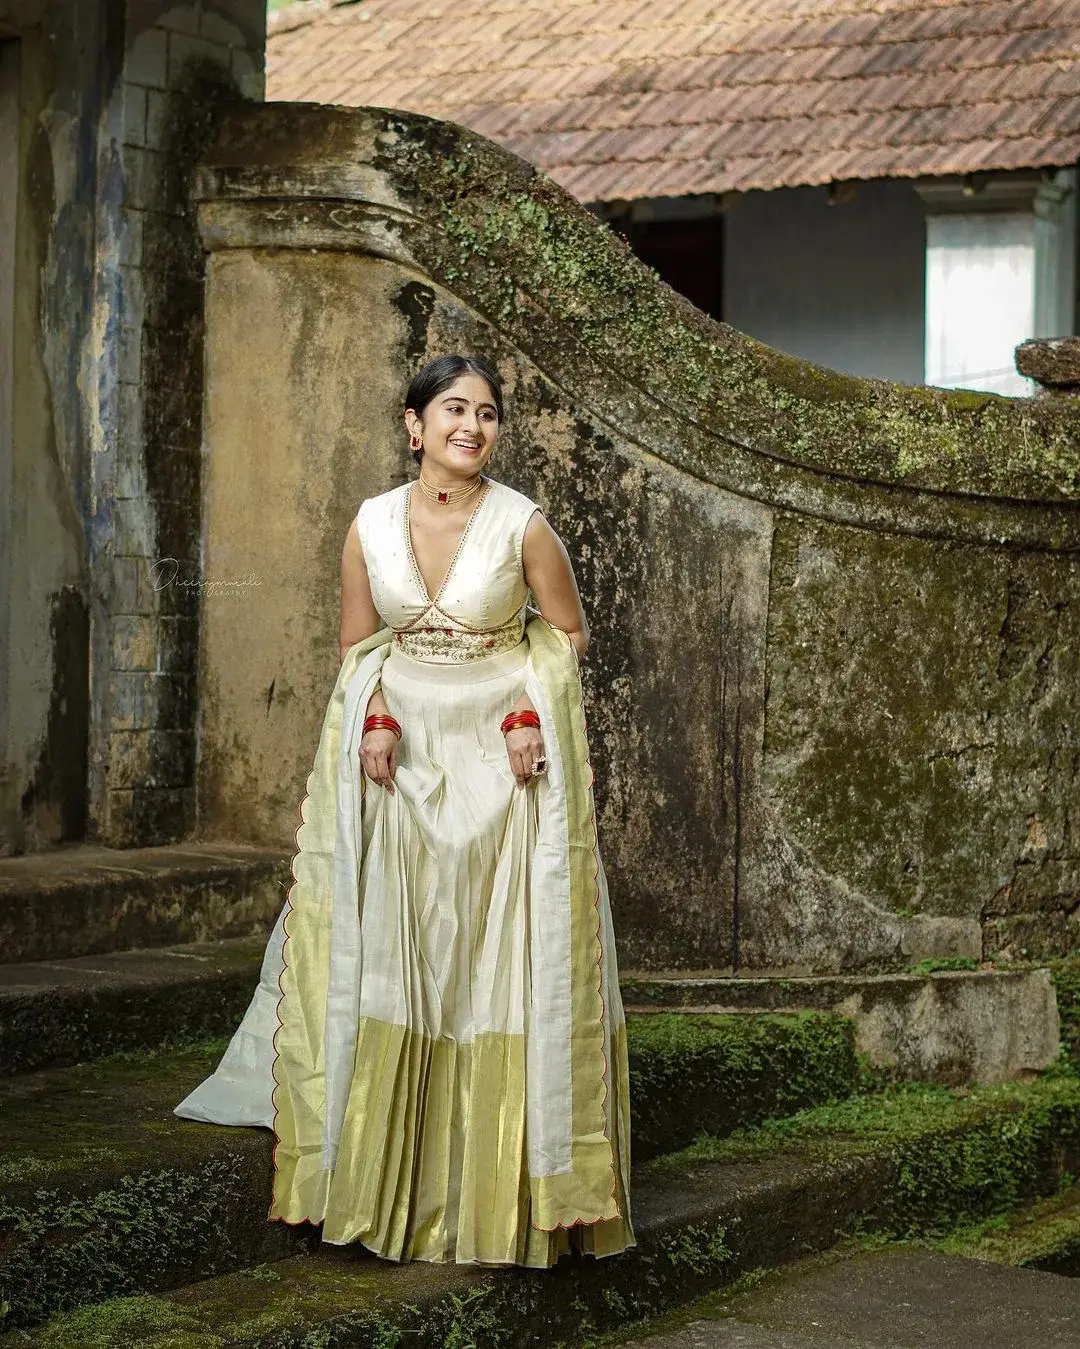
<box><xmin>627</xmin><ymin>1011</ymin><xmax>860</xmax><ymax>1159</ymax></box>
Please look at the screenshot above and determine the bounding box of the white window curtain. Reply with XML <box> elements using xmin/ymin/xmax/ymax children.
<box><xmin>923</xmin><ymin>171</ymin><xmax>1076</xmax><ymax>398</ymax></box>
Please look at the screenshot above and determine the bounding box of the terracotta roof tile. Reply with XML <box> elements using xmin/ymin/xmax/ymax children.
<box><xmin>268</xmin><ymin>0</ymin><xmax>1080</xmax><ymax>200</ymax></box>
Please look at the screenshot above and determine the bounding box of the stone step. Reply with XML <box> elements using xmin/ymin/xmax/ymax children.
<box><xmin>0</xmin><ymin>1014</ymin><xmax>860</xmax><ymax>1330</ymax></box>
<box><xmin>934</xmin><ymin>1177</ymin><xmax>1080</xmax><ymax>1278</ymax></box>
<box><xmin>0</xmin><ymin>937</ymin><xmax>269</xmax><ymax>1075</ymax></box>
<box><xmin>610</xmin><ymin>1246</ymin><xmax>1080</xmax><ymax>1349</ymax></box>
<box><xmin>0</xmin><ymin>842</ymin><xmax>291</xmax><ymax>962</ymax></box>
<box><xmin>0</xmin><ymin>938</ymin><xmax>862</xmax><ymax>1127</ymax></box>
<box><xmin>621</xmin><ymin>968</ymin><xmax>1062</xmax><ymax>1085</ymax></box>
<box><xmin>6</xmin><ymin>1067</ymin><xmax>1080</xmax><ymax>1344</ymax></box>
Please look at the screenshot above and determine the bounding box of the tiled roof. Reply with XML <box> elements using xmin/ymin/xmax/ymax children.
<box><xmin>267</xmin><ymin>0</ymin><xmax>1080</xmax><ymax>202</ymax></box>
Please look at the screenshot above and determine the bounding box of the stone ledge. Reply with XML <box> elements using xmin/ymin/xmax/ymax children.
<box><xmin>0</xmin><ymin>843</ymin><xmax>290</xmax><ymax>961</ymax></box>
<box><xmin>0</xmin><ymin>937</ymin><xmax>268</xmax><ymax>1075</ymax></box>
<box><xmin>1016</xmin><ymin>337</ymin><xmax>1080</xmax><ymax>391</ymax></box>
<box><xmin>621</xmin><ymin>969</ymin><xmax>1061</xmax><ymax>1085</ymax></box>
<box><xmin>7</xmin><ymin>1072</ymin><xmax>1080</xmax><ymax>1343</ymax></box>
<box><xmin>934</xmin><ymin>1178</ymin><xmax>1080</xmax><ymax>1278</ymax></box>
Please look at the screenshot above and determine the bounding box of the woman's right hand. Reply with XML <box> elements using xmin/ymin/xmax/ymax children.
<box><xmin>360</xmin><ymin>728</ymin><xmax>398</xmax><ymax>794</ymax></box>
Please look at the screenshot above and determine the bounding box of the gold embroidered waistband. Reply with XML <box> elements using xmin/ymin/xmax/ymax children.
<box><xmin>392</xmin><ymin>619</ymin><xmax>524</xmax><ymax>664</ymax></box>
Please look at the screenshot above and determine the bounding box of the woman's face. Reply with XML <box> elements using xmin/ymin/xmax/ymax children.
<box><xmin>405</xmin><ymin>373</ymin><xmax>499</xmax><ymax>477</ymax></box>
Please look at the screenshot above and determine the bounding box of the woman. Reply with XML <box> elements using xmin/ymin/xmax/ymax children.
<box><xmin>176</xmin><ymin>354</ymin><xmax>635</xmax><ymax>1268</ymax></box>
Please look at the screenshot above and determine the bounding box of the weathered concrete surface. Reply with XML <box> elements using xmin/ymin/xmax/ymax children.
<box><xmin>616</xmin><ymin>1249</ymin><xmax>1080</xmax><ymax>1348</ymax></box>
<box><xmin>191</xmin><ymin>104</ymin><xmax>1080</xmax><ymax>973</ymax></box>
<box><xmin>0</xmin><ymin>842</ymin><xmax>288</xmax><ymax>961</ymax></box>
<box><xmin>621</xmin><ymin>969</ymin><xmax>1061</xmax><ymax>1084</ymax></box>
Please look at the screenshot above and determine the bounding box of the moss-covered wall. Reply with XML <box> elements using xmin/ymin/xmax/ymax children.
<box><xmin>191</xmin><ymin>105</ymin><xmax>1080</xmax><ymax>973</ymax></box>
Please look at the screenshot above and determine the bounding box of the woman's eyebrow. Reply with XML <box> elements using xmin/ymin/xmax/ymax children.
<box><xmin>440</xmin><ymin>395</ymin><xmax>496</xmax><ymax>411</ymax></box>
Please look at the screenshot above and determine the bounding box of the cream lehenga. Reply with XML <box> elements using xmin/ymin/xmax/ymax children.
<box><xmin>175</xmin><ymin>475</ymin><xmax>636</xmax><ymax>1267</ymax></box>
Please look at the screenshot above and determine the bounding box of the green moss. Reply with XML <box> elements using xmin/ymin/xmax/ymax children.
<box><xmin>627</xmin><ymin>1012</ymin><xmax>860</xmax><ymax>1159</ymax></box>
<box><xmin>931</xmin><ymin>1179</ymin><xmax>1080</xmax><ymax>1274</ymax></box>
<box><xmin>33</xmin><ymin>1294</ymin><xmax>221</xmax><ymax>1349</ymax></box>
<box><xmin>1048</xmin><ymin>958</ymin><xmax>1080</xmax><ymax>1067</ymax></box>
<box><xmin>0</xmin><ymin>1041</ymin><xmax>301</xmax><ymax>1333</ymax></box>
<box><xmin>647</xmin><ymin>1074</ymin><xmax>1080</xmax><ymax>1236</ymax></box>
<box><xmin>658</xmin><ymin>1218</ymin><xmax>733</xmax><ymax>1277</ymax></box>
<box><xmin>906</xmin><ymin>957</ymin><xmax>980</xmax><ymax>975</ymax></box>
<box><xmin>372</xmin><ymin>110</ymin><xmax>1080</xmax><ymax>504</ymax></box>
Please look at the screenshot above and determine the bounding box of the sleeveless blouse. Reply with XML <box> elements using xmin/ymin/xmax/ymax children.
<box><xmin>355</xmin><ymin>478</ymin><xmax>543</xmax><ymax>663</ymax></box>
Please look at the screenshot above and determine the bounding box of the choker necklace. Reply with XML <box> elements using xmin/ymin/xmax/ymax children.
<box><xmin>417</xmin><ymin>471</ymin><xmax>484</xmax><ymax>507</ymax></box>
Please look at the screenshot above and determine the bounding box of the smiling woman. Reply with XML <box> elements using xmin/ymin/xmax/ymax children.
<box><xmin>175</xmin><ymin>353</ymin><xmax>636</xmax><ymax>1270</ymax></box>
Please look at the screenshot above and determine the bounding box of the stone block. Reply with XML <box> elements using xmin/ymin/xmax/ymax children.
<box><xmin>117</xmin><ymin>261</ymin><xmax>146</xmax><ymax>332</ymax></box>
<box><xmin>109</xmin><ymin>555</ymin><xmax>145</xmax><ymax>615</ymax></box>
<box><xmin>121</xmin><ymin>82</ymin><xmax>147</xmax><ymax>147</ymax></box>
<box><xmin>107</xmin><ymin>729</ymin><xmax>153</xmax><ymax>789</ymax></box>
<box><xmin>153</xmin><ymin>672</ymin><xmax>196</xmax><ymax>729</ymax></box>
<box><xmin>1015</xmin><ymin>336</ymin><xmax>1080</xmax><ymax>389</ymax></box>
<box><xmin>110</xmin><ymin>671</ymin><xmax>155</xmax><ymax>731</ymax></box>
<box><xmin>156</xmin><ymin>619</ymin><xmax>199</xmax><ymax>676</ymax></box>
<box><xmin>125</xmin><ymin>26</ymin><xmax>168</xmax><ymax>90</ymax></box>
<box><xmin>230</xmin><ymin>46</ymin><xmax>263</xmax><ymax>99</ymax></box>
<box><xmin>117</xmin><ymin>208</ymin><xmax>144</xmax><ymax>268</ymax></box>
<box><xmin>122</xmin><ymin>143</ymin><xmax>164</xmax><ymax>211</ymax></box>
<box><xmin>111</xmin><ymin>497</ymin><xmax>156</xmax><ymax>563</ymax></box>
<box><xmin>156</xmin><ymin>6</ymin><xmax>201</xmax><ymax>35</ymax></box>
<box><xmin>118</xmin><ymin>324</ymin><xmax>142</xmax><ymax>386</ymax></box>
<box><xmin>101</xmin><ymin>788</ymin><xmax>137</xmax><ymax>847</ymax></box>
<box><xmin>111</xmin><ymin>615</ymin><xmax>157</xmax><ymax>672</ymax></box>
<box><xmin>621</xmin><ymin>969</ymin><xmax>1061</xmax><ymax>1086</ymax></box>
<box><xmin>143</xmin><ymin>87</ymin><xmax>171</xmax><ymax>150</ymax></box>
<box><xmin>132</xmin><ymin>783</ymin><xmax>195</xmax><ymax>840</ymax></box>
<box><xmin>113</xmin><ymin>450</ymin><xmax>148</xmax><ymax>503</ymax></box>
<box><xmin>167</xmin><ymin>32</ymin><xmax>232</xmax><ymax>84</ymax></box>
<box><xmin>199</xmin><ymin>9</ymin><xmax>243</xmax><ymax>44</ymax></box>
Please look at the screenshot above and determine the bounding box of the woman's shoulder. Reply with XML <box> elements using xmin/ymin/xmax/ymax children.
<box><xmin>356</xmin><ymin>482</ymin><xmax>408</xmax><ymax>521</ymax></box>
<box><xmin>486</xmin><ymin>476</ymin><xmax>544</xmax><ymax>523</ymax></box>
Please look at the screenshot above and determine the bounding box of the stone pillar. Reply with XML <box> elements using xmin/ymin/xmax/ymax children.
<box><xmin>88</xmin><ymin>1</ymin><xmax>265</xmax><ymax>846</ymax></box>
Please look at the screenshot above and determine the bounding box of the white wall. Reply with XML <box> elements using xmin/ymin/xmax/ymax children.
<box><xmin>723</xmin><ymin>179</ymin><xmax>926</xmax><ymax>387</ymax></box>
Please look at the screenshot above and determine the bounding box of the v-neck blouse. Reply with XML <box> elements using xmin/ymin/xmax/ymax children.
<box><xmin>355</xmin><ymin>478</ymin><xmax>544</xmax><ymax>664</ymax></box>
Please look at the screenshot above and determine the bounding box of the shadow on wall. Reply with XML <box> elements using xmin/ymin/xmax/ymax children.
<box><xmin>190</xmin><ymin>104</ymin><xmax>1080</xmax><ymax>976</ymax></box>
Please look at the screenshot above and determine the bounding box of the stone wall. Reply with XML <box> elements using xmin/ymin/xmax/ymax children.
<box><xmin>192</xmin><ymin>105</ymin><xmax>1080</xmax><ymax>973</ymax></box>
<box><xmin>0</xmin><ymin>0</ymin><xmax>264</xmax><ymax>854</ymax></box>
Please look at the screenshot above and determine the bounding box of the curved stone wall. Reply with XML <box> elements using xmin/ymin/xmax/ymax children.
<box><xmin>192</xmin><ymin>104</ymin><xmax>1080</xmax><ymax>974</ymax></box>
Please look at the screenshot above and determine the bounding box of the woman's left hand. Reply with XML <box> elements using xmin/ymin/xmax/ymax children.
<box><xmin>504</xmin><ymin>725</ymin><xmax>545</xmax><ymax>789</ymax></box>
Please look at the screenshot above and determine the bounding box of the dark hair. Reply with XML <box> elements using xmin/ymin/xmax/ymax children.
<box><xmin>405</xmin><ymin>355</ymin><xmax>504</xmax><ymax>464</ymax></box>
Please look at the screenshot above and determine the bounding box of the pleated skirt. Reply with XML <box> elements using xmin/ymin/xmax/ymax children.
<box><xmin>317</xmin><ymin>639</ymin><xmax>635</xmax><ymax>1266</ymax></box>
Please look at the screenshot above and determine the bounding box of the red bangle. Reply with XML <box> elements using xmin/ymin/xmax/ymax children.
<box><xmin>364</xmin><ymin>714</ymin><xmax>402</xmax><ymax>739</ymax></box>
<box><xmin>501</xmin><ymin>709</ymin><xmax>541</xmax><ymax>734</ymax></box>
